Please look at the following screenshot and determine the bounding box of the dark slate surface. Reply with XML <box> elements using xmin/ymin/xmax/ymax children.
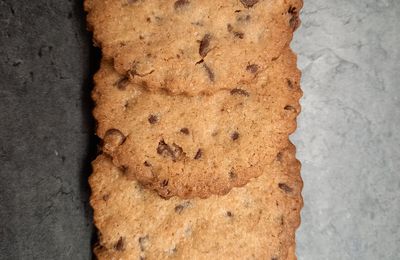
<box><xmin>0</xmin><ymin>1</ymin><xmax>99</xmax><ymax>259</ymax></box>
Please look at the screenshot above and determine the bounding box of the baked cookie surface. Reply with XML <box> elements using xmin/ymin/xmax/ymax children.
<box><xmin>90</xmin><ymin>143</ymin><xmax>302</xmax><ymax>260</ymax></box>
<box><xmin>85</xmin><ymin>0</ymin><xmax>302</xmax><ymax>95</ymax></box>
<box><xmin>86</xmin><ymin>0</ymin><xmax>304</xmax><ymax>257</ymax></box>
<box><xmin>93</xmin><ymin>50</ymin><xmax>301</xmax><ymax>198</ymax></box>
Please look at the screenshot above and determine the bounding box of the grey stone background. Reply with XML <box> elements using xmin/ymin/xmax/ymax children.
<box><xmin>0</xmin><ymin>0</ymin><xmax>399</xmax><ymax>259</ymax></box>
<box><xmin>292</xmin><ymin>0</ymin><xmax>400</xmax><ymax>259</ymax></box>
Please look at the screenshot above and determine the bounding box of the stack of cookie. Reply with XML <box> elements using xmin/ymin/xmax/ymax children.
<box><xmin>85</xmin><ymin>0</ymin><xmax>303</xmax><ymax>259</ymax></box>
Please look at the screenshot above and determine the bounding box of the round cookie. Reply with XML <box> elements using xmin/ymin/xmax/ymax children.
<box><xmin>90</xmin><ymin>143</ymin><xmax>303</xmax><ymax>259</ymax></box>
<box><xmin>92</xmin><ymin>49</ymin><xmax>301</xmax><ymax>198</ymax></box>
<box><xmin>85</xmin><ymin>0</ymin><xmax>303</xmax><ymax>95</ymax></box>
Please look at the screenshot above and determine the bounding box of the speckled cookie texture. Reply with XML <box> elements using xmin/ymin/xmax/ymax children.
<box><xmin>90</xmin><ymin>143</ymin><xmax>302</xmax><ymax>260</ymax></box>
<box><xmin>86</xmin><ymin>0</ymin><xmax>303</xmax><ymax>258</ymax></box>
<box><xmin>93</xmin><ymin>50</ymin><xmax>301</xmax><ymax>198</ymax></box>
<box><xmin>84</xmin><ymin>0</ymin><xmax>302</xmax><ymax>95</ymax></box>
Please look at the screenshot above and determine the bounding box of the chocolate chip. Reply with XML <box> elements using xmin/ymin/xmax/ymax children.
<box><xmin>170</xmin><ymin>246</ymin><xmax>178</xmax><ymax>254</ymax></box>
<box><xmin>278</xmin><ymin>183</ymin><xmax>293</xmax><ymax>193</ymax></box>
<box><xmin>288</xmin><ymin>6</ymin><xmax>297</xmax><ymax>14</ymax></box>
<box><xmin>114</xmin><ymin>237</ymin><xmax>125</xmax><ymax>251</ymax></box>
<box><xmin>231</xmin><ymin>131</ymin><xmax>240</xmax><ymax>141</ymax></box>
<box><xmin>199</xmin><ymin>34</ymin><xmax>211</xmax><ymax>57</ymax></box>
<box><xmin>180</xmin><ymin>128</ymin><xmax>190</xmax><ymax>135</ymax></box>
<box><xmin>141</xmin><ymin>80</ymin><xmax>149</xmax><ymax>89</ymax></box>
<box><xmin>118</xmin><ymin>165</ymin><xmax>128</xmax><ymax>174</ymax></box>
<box><xmin>203</xmin><ymin>63</ymin><xmax>215</xmax><ymax>82</ymax></box>
<box><xmin>288</xmin><ymin>6</ymin><xmax>300</xmax><ymax>30</ymax></box>
<box><xmin>229</xmin><ymin>171</ymin><xmax>237</xmax><ymax>180</ymax></box>
<box><xmin>103</xmin><ymin>129</ymin><xmax>126</xmax><ymax>153</ymax></box>
<box><xmin>226</xmin><ymin>211</ymin><xmax>234</xmax><ymax>217</ymax></box>
<box><xmin>144</xmin><ymin>161</ymin><xmax>151</xmax><ymax>167</ymax></box>
<box><xmin>115</xmin><ymin>77</ymin><xmax>129</xmax><ymax>90</ymax></box>
<box><xmin>161</xmin><ymin>179</ymin><xmax>169</xmax><ymax>187</ymax></box>
<box><xmin>246</xmin><ymin>64</ymin><xmax>259</xmax><ymax>73</ymax></box>
<box><xmin>174</xmin><ymin>201</ymin><xmax>191</xmax><ymax>214</ymax></box>
<box><xmin>284</xmin><ymin>105</ymin><xmax>296</xmax><ymax>112</ymax></box>
<box><xmin>196</xmin><ymin>59</ymin><xmax>204</xmax><ymax>65</ymax></box>
<box><xmin>230</xmin><ymin>88</ymin><xmax>250</xmax><ymax>96</ymax></box>
<box><xmin>276</xmin><ymin>152</ymin><xmax>283</xmax><ymax>162</ymax></box>
<box><xmin>194</xmin><ymin>149</ymin><xmax>202</xmax><ymax>160</ymax></box>
<box><xmin>287</xmin><ymin>79</ymin><xmax>294</xmax><ymax>89</ymax></box>
<box><xmin>157</xmin><ymin>140</ymin><xmax>184</xmax><ymax>161</ymax></box>
<box><xmin>290</xmin><ymin>16</ymin><xmax>300</xmax><ymax>30</ymax></box>
<box><xmin>227</xmin><ymin>25</ymin><xmax>244</xmax><ymax>39</ymax></box>
<box><xmin>174</xmin><ymin>0</ymin><xmax>189</xmax><ymax>9</ymax></box>
<box><xmin>237</xmin><ymin>14</ymin><xmax>251</xmax><ymax>22</ymax></box>
<box><xmin>148</xmin><ymin>114</ymin><xmax>158</xmax><ymax>124</ymax></box>
<box><xmin>240</xmin><ymin>0</ymin><xmax>259</xmax><ymax>8</ymax></box>
<box><xmin>138</xmin><ymin>235</ymin><xmax>149</xmax><ymax>251</ymax></box>
<box><xmin>233</xmin><ymin>31</ymin><xmax>244</xmax><ymax>39</ymax></box>
<box><xmin>191</xmin><ymin>21</ymin><xmax>203</xmax><ymax>26</ymax></box>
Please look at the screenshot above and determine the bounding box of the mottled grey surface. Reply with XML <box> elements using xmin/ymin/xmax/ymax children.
<box><xmin>0</xmin><ymin>0</ymin><xmax>399</xmax><ymax>259</ymax></box>
<box><xmin>292</xmin><ymin>0</ymin><xmax>400</xmax><ymax>259</ymax></box>
<box><xmin>0</xmin><ymin>1</ymin><xmax>97</xmax><ymax>259</ymax></box>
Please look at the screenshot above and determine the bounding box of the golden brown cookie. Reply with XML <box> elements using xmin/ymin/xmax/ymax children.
<box><xmin>84</xmin><ymin>0</ymin><xmax>302</xmax><ymax>95</ymax></box>
<box><xmin>92</xmin><ymin>49</ymin><xmax>301</xmax><ymax>198</ymax></box>
<box><xmin>90</xmin><ymin>143</ymin><xmax>303</xmax><ymax>260</ymax></box>
<box><xmin>86</xmin><ymin>0</ymin><xmax>304</xmax><ymax>257</ymax></box>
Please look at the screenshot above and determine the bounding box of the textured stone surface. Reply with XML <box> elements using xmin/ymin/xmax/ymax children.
<box><xmin>292</xmin><ymin>0</ymin><xmax>400</xmax><ymax>259</ymax></box>
<box><xmin>0</xmin><ymin>0</ymin><xmax>399</xmax><ymax>259</ymax></box>
<box><xmin>0</xmin><ymin>0</ymin><xmax>97</xmax><ymax>259</ymax></box>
